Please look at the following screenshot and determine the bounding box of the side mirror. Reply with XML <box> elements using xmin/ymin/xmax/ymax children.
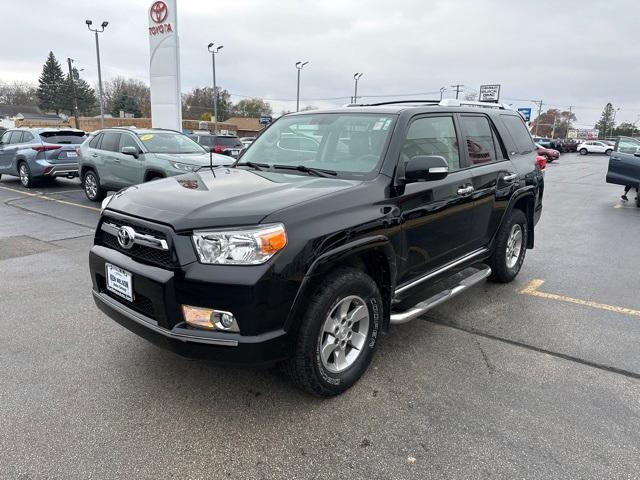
<box><xmin>404</xmin><ymin>155</ymin><xmax>449</xmax><ymax>182</ymax></box>
<box><xmin>121</xmin><ymin>146</ymin><xmax>140</xmax><ymax>158</ymax></box>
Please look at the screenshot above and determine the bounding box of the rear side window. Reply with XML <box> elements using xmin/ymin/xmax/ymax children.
<box><xmin>402</xmin><ymin>116</ymin><xmax>460</xmax><ymax>171</ymax></box>
<box><xmin>459</xmin><ymin>115</ymin><xmax>499</xmax><ymax>165</ymax></box>
<box><xmin>501</xmin><ymin>115</ymin><xmax>535</xmax><ymax>154</ymax></box>
<box><xmin>9</xmin><ymin>131</ymin><xmax>23</xmax><ymax>144</ymax></box>
<box><xmin>22</xmin><ymin>132</ymin><xmax>35</xmax><ymax>142</ymax></box>
<box><xmin>88</xmin><ymin>133</ymin><xmax>102</xmax><ymax>148</ymax></box>
<box><xmin>40</xmin><ymin>131</ymin><xmax>87</xmax><ymax>144</ymax></box>
<box><xmin>100</xmin><ymin>132</ymin><xmax>121</xmax><ymax>152</ymax></box>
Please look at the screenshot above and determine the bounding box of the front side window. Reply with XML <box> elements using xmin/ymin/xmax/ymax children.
<box><xmin>616</xmin><ymin>136</ymin><xmax>640</xmax><ymax>154</ymax></box>
<box><xmin>241</xmin><ymin>113</ymin><xmax>396</xmax><ymax>176</ymax></box>
<box><xmin>119</xmin><ymin>134</ymin><xmax>139</xmax><ymax>151</ymax></box>
<box><xmin>460</xmin><ymin>115</ymin><xmax>500</xmax><ymax>165</ymax></box>
<box><xmin>402</xmin><ymin>116</ymin><xmax>460</xmax><ymax>171</ymax></box>
<box><xmin>137</xmin><ymin>132</ymin><xmax>205</xmax><ymax>154</ymax></box>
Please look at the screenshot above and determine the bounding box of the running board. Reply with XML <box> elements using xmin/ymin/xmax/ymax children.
<box><xmin>389</xmin><ymin>266</ymin><xmax>492</xmax><ymax>324</ymax></box>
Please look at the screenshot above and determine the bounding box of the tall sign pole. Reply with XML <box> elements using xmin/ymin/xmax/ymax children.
<box><xmin>148</xmin><ymin>0</ymin><xmax>182</xmax><ymax>131</ymax></box>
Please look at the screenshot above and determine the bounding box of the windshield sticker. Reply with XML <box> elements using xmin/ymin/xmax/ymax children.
<box><xmin>139</xmin><ymin>134</ymin><xmax>154</xmax><ymax>141</ymax></box>
<box><xmin>382</xmin><ymin>119</ymin><xmax>392</xmax><ymax>130</ymax></box>
<box><xmin>372</xmin><ymin>121</ymin><xmax>384</xmax><ymax>131</ymax></box>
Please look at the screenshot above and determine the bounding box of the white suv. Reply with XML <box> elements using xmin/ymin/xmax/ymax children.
<box><xmin>577</xmin><ymin>141</ymin><xmax>613</xmax><ymax>155</ymax></box>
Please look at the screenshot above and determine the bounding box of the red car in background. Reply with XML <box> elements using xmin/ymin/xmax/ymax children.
<box><xmin>535</xmin><ymin>144</ymin><xmax>560</xmax><ymax>162</ymax></box>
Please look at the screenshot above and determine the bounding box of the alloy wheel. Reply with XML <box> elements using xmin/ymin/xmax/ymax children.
<box><xmin>19</xmin><ymin>164</ymin><xmax>29</xmax><ymax>187</ymax></box>
<box><xmin>84</xmin><ymin>173</ymin><xmax>98</xmax><ymax>199</ymax></box>
<box><xmin>505</xmin><ymin>224</ymin><xmax>523</xmax><ymax>269</ymax></box>
<box><xmin>318</xmin><ymin>295</ymin><xmax>370</xmax><ymax>373</ymax></box>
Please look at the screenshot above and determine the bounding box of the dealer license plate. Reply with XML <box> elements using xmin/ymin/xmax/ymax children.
<box><xmin>65</xmin><ymin>151</ymin><xmax>78</xmax><ymax>158</ymax></box>
<box><xmin>106</xmin><ymin>263</ymin><xmax>133</xmax><ymax>302</ymax></box>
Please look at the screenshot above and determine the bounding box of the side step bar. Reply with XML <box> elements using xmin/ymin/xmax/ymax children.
<box><xmin>389</xmin><ymin>266</ymin><xmax>492</xmax><ymax>325</ymax></box>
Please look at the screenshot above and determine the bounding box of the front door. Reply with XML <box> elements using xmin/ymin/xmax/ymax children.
<box><xmin>394</xmin><ymin>114</ymin><xmax>476</xmax><ymax>286</ymax></box>
<box><xmin>607</xmin><ymin>137</ymin><xmax>640</xmax><ymax>187</ymax></box>
<box><xmin>111</xmin><ymin>133</ymin><xmax>144</xmax><ymax>186</ymax></box>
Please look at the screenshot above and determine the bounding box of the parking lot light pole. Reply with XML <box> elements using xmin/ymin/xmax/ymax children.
<box><xmin>207</xmin><ymin>43</ymin><xmax>223</xmax><ymax>133</ymax></box>
<box><xmin>86</xmin><ymin>20</ymin><xmax>108</xmax><ymax>129</ymax></box>
<box><xmin>295</xmin><ymin>61</ymin><xmax>308</xmax><ymax>112</ymax></box>
<box><xmin>353</xmin><ymin>73</ymin><xmax>363</xmax><ymax>104</ymax></box>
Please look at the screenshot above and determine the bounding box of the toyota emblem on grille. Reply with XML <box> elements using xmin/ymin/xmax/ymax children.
<box><xmin>117</xmin><ymin>226</ymin><xmax>136</xmax><ymax>249</ymax></box>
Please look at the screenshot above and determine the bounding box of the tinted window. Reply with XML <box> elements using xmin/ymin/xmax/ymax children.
<box><xmin>137</xmin><ymin>132</ymin><xmax>204</xmax><ymax>154</ymax></box>
<box><xmin>196</xmin><ymin>135</ymin><xmax>216</xmax><ymax>147</ymax></box>
<box><xmin>616</xmin><ymin>137</ymin><xmax>640</xmax><ymax>154</ymax></box>
<box><xmin>460</xmin><ymin>115</ymin><xmax>499</xmax><ymax>165</ymax></box>
<box><xmin>9</xmin><ymin>131</ymin><xmax>23</xmax><ymax>144</ymax></box>
<box><xmin>215</xmin><ymin>136</ymin><xmax>243</xmax><ymax>147</ymax></box>
<box><xmin>402</xmin><ymin>116</ymin><xmax>460</xmax><ymax>171</ymax></box>
<box><xmin>40</xmin><ymin>131</ymin><xmax>87</xmax><ymax>144</ymax></box>
<box><xmin>88</xmin><ymin>133</ymin><xmax>102</xmax><ymax>148</ymax></box>
<box><xmin>0</xmin><ymin>131</ymin><xmax>11</xmax><ymax>145</ymax></box>
<box><xmin>100</xmin><ymin>132</ymin><xmax>121</xmax><ymax>152</ymax></box>
<box><xmin>22</xmin><ymin>132</ymin><xmax>35</xmax><ymax>142</ymax></box>
<box><xmin>119</xmin><ymin>134</ymin><xmax>139</xmax><ymax>151</ymax></box>
<box><xmin>501</xmin><ymin>114</ymin><xmax>535</xmax><ymax>154</ymax></box>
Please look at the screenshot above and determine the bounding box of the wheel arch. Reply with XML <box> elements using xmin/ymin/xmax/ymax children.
<box><xmin>497</xmin><ymin>188</ymin><xmax>536</xmax><ymax>249</ymax></box>
<box><xmin>284</xmin><ymin>236</ymin><xmax>397</xmax><ymax>333</ymax></box>
<box><xmin>144</xmin><ymin>169</ymin><xmax>165</xmax><ymax>181</ymax></box>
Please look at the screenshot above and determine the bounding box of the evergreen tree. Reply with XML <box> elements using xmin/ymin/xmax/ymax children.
<box><xmin>60</xmin><ymin>68</ymin><xmax>98</xmax><ymax>116</ymax></box>
<box><xmin>595</xmin><ymin>103</ymin><xmax>616</xmax><ymax>138</ymax></box>
<box><xmin>111</xmin><ymin>91</ymin><xmax>142</xmax><ymax>118</ymax></box>
<box><xmin>36</xmin><ymin>52</ymin><xmax>65</xmax><ymax>114</ymax></box>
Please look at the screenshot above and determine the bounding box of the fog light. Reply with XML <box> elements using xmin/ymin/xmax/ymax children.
<box><xmin>181</xmin><ymin>305</ymin><xmax>239</xmax><ymax>332</ymax></box>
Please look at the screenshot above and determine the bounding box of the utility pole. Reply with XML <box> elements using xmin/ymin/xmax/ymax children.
<box><xmin>451</xmin><ymin>84</ymin><xmax>463</xmax><ymax>99</ymax></box>
<box><xmin>295</xmin><ymin>61</ymin><xmax>308</xmax><ymax>112</ymax></box>
<box><xmin>207</xmin><ymin>43</ymin><xmax>224</xmax><ymax>133</ymax></box>
<box><xmin>86</xmin><ymin>20</ymin><xmax>108</xmax><ymax>128</ymax></box>
<box><xmin>439</xmin><ymin>87</ymin><xmax>447</xmax><ymax>101</ymax></box>
<box><xmin>534</xmin><ymin>100</ymin><xmax>544</xmax><ymax>136</ymax></box>
<box><xmin>66</xmin><ymin>58</ymin><xmax>80</xmax><ymax>130</ymax></box>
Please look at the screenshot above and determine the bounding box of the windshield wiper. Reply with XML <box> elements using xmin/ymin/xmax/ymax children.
<box><xmin>272</xmin><ymin>164</ymin><xmax>338</xmax><ymax>177</ymax></box>
<box><xmin>234</xmin><ymin>161</ymin><xmax>270</xmax><ymax>171</ymax></box>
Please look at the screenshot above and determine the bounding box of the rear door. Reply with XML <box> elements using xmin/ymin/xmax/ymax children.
<box><xmin>394</xmin><ymin>114</ymin><xmax>476</xmax><ymax>286</ymax></box>
<box><xmin>607</xmin><ymin>137</ymin><xmax>640</xmax><ymax>187</ymax></box>
<box><xmin>459</xmin><ymin>113</ymin><xmax>516</xmax><ymax>250</ymax></box>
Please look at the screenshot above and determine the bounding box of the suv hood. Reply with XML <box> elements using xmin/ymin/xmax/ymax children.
<box><xmin>152</xmin><ymin>152</ymin><xmax>232</xmax><ymax>166</ymax></box>
<box><xmin>105</xmin><ymin>168</ymin><xmax>361</xmax><ymax>230</ymax></box>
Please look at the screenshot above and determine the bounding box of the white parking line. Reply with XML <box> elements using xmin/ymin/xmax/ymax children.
<box><xmin>0</xmin><ymin>185</ymin><xmax>100</xmax><ymax>212</ymax></box>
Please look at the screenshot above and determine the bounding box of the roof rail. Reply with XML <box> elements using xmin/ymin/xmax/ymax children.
<box><xmin>346</xmin><ymin>99</ymin><xmax>440</xmax><ymax>107</ymax></box>
<box><xmin>438</xmin><ymin>99</ymin><xmax>511</xmax><ymax>110</ymax></box>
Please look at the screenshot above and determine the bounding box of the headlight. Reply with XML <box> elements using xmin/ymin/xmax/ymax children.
<box><xmin>192</xmin><ymin>224</ymin><xmax>287</xmax><ymax>265</ymax></box>
<box><xmin>101</xmin><ymin>194</ymin><xmax>113</xmax><ymax>212</ymax></box>
<box><xmin>171</xmin><ymin>161</ymin><xmax>200</xmax><ymax>172</ymax></box>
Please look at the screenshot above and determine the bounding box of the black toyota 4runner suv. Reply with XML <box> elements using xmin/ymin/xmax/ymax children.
<box><xmin>90</xmin><ymin>100</ymin><xmax>544</xmax><ymax>396</ymax></box>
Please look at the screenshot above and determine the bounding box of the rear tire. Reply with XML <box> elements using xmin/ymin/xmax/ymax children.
<box><xmin>282</xmin><ymin>267</ymin><xmax>382</xmax><ymax>397</ymax></box>
<box><xmin>82</xmin><ymin>170</ymin><xmax>106</xmax><ymax>202</ymax></box>
<box><xmin>605</xmin><ymin>149</ymin><xmax>613</xmax><ymax>155</ymax></box>
<box><xmin>580</xmin><ymin>148</ymin><xmax>588</xmax><ymax>155</ymax></box>
<box><xmin>489</xmin><ymin>209</ymin><xmax>528</xmax><ymax>283</ymax></box>
<box><xmin>18</xmin><ymin>162</ymin><xmax>35</xmax><ymax>188</ymax></box>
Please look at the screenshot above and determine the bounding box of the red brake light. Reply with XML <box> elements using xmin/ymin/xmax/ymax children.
<box><xmin>32</xmin><ymin>145</ymin><xmax>62</xmax><ymax>152</ymax></box>
<box><xmin>535</xmin><ymin>155</ymin><xmax>547</xmax><ymax>170</ymax></box>
<box><xmin>213</xmin><ymin>145</ymin><xmax>224</xmax><ymax>153</ymax></box>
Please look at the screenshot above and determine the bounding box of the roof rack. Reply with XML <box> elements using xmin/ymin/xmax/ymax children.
<box><xmin>346</xmin><ymin>99</ymin><xmax>512</xmax><ymax>110</ymax></box>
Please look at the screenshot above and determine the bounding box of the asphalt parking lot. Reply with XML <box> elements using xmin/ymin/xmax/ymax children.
<box><xmin>1</xmin><ymin>154</ymin><xmax>639</xmax><ymax>479</ymax></box>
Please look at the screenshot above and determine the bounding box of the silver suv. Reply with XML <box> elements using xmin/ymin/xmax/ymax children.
<box><xmin>78</xmin><ymin>128</ymin><xmax>232</xmax><ymax>201</ymax></box>
<box><xmin>0</xmin><ymin>128</ymin><xmax>86</xmax><ymax>187</ymax></box>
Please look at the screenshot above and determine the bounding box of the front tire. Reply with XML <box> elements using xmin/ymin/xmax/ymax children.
<box><xmin>283</xmin><ymin>267</ymin><xmax>382</xmax><ymax>397</ymax></box>
<box><xmin>82</xmin><ymin>170</ymin><xmax>106</xmax><ymax>202</ymax></box>
<box><xmin>606</xmin><ymin>149</ymin><xmax>613</xmax><ymax>155</ymax></box>
<box><xmin>579</xmin><ymin>148</ymin><xmax>588</xmax><ymax>155</ymax></box>
<box><xmin>489</xmin><ymin>209</ymin><xmax>528</xmax><ymax>283</ymax></box>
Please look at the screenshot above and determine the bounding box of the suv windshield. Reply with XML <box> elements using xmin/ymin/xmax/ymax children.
<box><xmin>240</xmin><ymin>113</ymin><xmax>396</xmax><ymax>176</ymax></box>
<box><xmin>137</xmin><ymin>132</ymin><xmax>205</xmax><ymax>154</ymax></box>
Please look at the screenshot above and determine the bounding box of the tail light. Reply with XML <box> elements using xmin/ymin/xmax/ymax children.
<box><xmin>535</xmin><ymin>155</ymin><xmax>547</xmax><ymax>170</ymax></box>
<box><xmin>75</xmin><ymin>148</ymin><xmax>81</xmax><ymax>156</ymax></box>
<box><xmin>213</xmin><ymin>145</ymin><xmax>225</xmax><ymax>153</ymax></box>
<box><xmin>32</xmin><ymin>145</ymin><xmax>61</xmax><ymax>152</ymax></box>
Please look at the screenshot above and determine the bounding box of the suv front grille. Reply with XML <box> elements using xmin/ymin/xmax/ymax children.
<box><xmin>98</xmin><ymin>217</ymin><xmax>174</xmax><ymax>269</ymax></box>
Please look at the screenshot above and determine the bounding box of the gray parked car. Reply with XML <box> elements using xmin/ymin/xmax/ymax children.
<box><xmin>0</xmin><ymin>127</ymin><xmax>86</xmax><ymax>187</ymax></box>
<box><xmin>78</xmin><ymin>128</ymin><xmax>232</xmax><ymax>201</ymax></box>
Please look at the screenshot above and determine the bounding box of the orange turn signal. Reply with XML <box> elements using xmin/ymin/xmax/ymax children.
<box><xmin>182</xmin><ymin>305</ymin><xmax>215</xmax><ymax>329</ymax></box>
<box><xmin>257</xmin><ymin>225</ymin><xmax>287</xmax><ymax>255</ymax></box>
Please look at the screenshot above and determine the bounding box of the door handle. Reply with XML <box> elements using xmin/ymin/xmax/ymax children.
<box><xmin>502</xmin><ymin>173</ymin><xmax>518</xmax><ymax>182</ymax></box>
<box><xmin>457</xmin><ymin>186</ymin><xmax>474</xmax><ymax>196</ymax></box>
<box><xmin>91</xmin><ymin>153</ymin><xmax>98</xmax><ymax>158</ymax></box>
<box><xmin>113</xmin><ymin>158</ymin><xmax>121</xmax><ymax>163</ymax></box>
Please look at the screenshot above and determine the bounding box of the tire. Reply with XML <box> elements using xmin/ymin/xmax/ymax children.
<box><xmin>605</xmin><ymin>149</ymin><xmax>612</xmax><ymax>155</ymax></box>
<box><xmin>636</xmin><ymin>194</ymin><xmax>640</xmax><ymax>208</ymax></box>
<box><xmin>82</xmin><ymin>170</ymin><xmax>106</xmax><ymax>202</ymax></box>
<box><xmin>282</xmin><ymin>267</ymin><xmax>382</xmax><ymax>397</ymax></box>
<box><xmin>579</xmin><ymin>148</ymin><xmax>588</xmax><ymax>155</ymax></box>
<box><xmin>18</xmin><ymin>162</ymin><xmax>36</xmax><ymax>188</ymax></box>
<box><xmin>489</xmin><ymin>209</ymin><xmax>528</xmax><ymax>283</ymax></box>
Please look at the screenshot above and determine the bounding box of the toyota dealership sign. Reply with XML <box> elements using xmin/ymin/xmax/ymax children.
<box><xmin>148</xmin><ymin>0</ymin><xmax>182</xmax><ymax>131</ymax></box>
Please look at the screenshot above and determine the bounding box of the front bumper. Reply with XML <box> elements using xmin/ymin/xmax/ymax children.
<box><xmin>89</xmin><ymin>244</ymin><xmax>292</xmax><ymax>367</ymax></box>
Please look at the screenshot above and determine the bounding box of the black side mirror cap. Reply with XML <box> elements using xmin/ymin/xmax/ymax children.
<box><xmin>404</xmin><ymin>155</ymin><xmax>449</xmax><ymax>182</ymax></box>
<box><xmin>121</xmin><ymin>146</ymin><xmax>140</xmax><ymax>158</ymax></box>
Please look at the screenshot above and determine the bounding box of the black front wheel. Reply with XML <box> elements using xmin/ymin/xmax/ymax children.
<box><xmin>283</xmin><ymin>267</ymin><xmax>382</xmax><ymax>397</ymax></box>
<box><xmin>489</xmin><ymin>209</ymin><xmax>528</xmax><ymax>283</ymax></box>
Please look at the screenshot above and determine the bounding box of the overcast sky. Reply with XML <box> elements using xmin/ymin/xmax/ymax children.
<box><xmin>2</xmin><ymin>0</ymin><xmax>639</xmax><ymax>126</ymax></box>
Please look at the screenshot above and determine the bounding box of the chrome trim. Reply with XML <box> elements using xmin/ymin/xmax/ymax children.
<box><xmin>502</xmin><ymin>173</ymin><xmax>518</xmax><ymax>182</ymax></box>
<box><xmin>94</xmin><ymin>291</ymin><xmax>239</xmax><ymax>347</ymax></box>
<box><xmin>101</xmin><ymin>222</ymin><xmax>169</xmax><ymax>251</ymax></box>
<box><xmin>394</xmin><ymin>248</ymin><xmax>489</xmax><ymax>296</ymax></box>
<box><xmin>390</xmin><ymin>266</ymin><xmax>491</xmax><ymax>324</ymax></box>
<box><xmin>457</xmin><ymin>186</ymin><xmax>474</xmax><ymax>196</ymax></box>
